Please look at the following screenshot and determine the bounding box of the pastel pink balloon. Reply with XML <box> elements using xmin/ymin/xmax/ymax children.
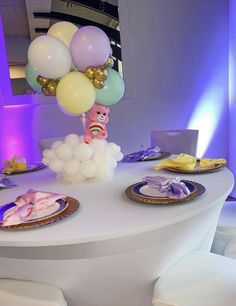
<box><xmin>70</xmin><ymin>26</ymin><xmax>110</xmax><ymax>71</ymax></box>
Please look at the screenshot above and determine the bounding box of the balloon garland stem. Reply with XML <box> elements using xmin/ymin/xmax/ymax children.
<box><xmin>81</xmin><ymin>113</ymin><xmax>86</xmax><ymax>135</ymax></box>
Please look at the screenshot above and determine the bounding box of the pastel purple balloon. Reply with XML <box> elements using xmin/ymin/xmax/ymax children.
<box><xmin>70</xmin><ymin>26</ymin><xmax>110</xmax><ymax>71</ymax></box>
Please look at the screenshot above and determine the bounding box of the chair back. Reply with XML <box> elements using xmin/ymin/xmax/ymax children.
<box><xmin>151</xmin><ymin>129</ymin><xmax>198</xmax><ymax>156</ymax></box>
<box><xmin>38</xmin><ymin>137</ymin><xmax>63</xmax><ymax>154</ymax></box>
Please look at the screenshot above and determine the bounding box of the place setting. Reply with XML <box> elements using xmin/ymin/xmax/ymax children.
<box><xmin>122</xmin><ymin>146</ymin><xmax>170</xmax><ymax>163</ymax></box>
<box><xmin>0</xmin><ymin>189</ymin><xmax>80</xmax><ymax>230</ymax></box>
<box><xmin>1</xmin><ymin>155</ymin><xmax>46</xmax><ymax>176</ymax></box>
<box><xmin>125</xmin><ymin>174</ymin><xmax>206</xmax><ymax>205</ymax></box>
<box><xmin>0</xmin><ymin>174</ymin><xmax>17</xmax><ymax>190</ymax></box>
<box><xmin>154</xmin><ymin>153</ymin><xmax>227</xmax><ymax>174</ymax></box>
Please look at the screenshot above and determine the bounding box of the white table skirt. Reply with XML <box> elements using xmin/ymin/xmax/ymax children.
<box><xmin>0</xmin><ymin>161</ymin><xmax>233</xmax><ymax>306</ymax></box>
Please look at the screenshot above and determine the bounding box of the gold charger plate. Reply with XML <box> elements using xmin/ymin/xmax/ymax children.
<box><xmin>1</xmin><ymin>163</ymin><xmax>46</xmax><ymax>175</ymax></box>
<box><xmin>125</xmin><ymin>180</ymin><xmax>205</xmax><ymax>205</ymax></box>
<box><xmin>0</xmin><ymin>196</ymin><xmax>80</xmax><ymax>230</ymax></box>
<box><xmin>165</xmin><ymin>160</ymin><xmax>225</xmax><ymax>174</ymax></box>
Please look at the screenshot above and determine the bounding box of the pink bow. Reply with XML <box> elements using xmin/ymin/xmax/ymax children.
<box><xmin>3</xmin><ymin>189</ymin><xmax>65</xmax><ymax>227</ymax></box>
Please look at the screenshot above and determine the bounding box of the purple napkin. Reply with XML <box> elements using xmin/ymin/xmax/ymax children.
<box><xmin>122</xmin><ymin>146</ymin><xmax>161</xmax><ymax>162</ymax></box>
<box><xmin>143</xmin><ymin>175</ymin><xmax>190</xmax><ymax>199</ymax></box>
<box><xmin>0</xmin><ymin>174</ymin><xmax>17</xmax><ymax>189</ymax></box>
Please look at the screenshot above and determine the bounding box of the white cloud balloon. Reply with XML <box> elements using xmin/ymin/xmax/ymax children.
<box><xmin>42</xmin><ymin>135</ymin><xmax>122</xmax><ymax>183</ymax></box>
<box><xmin>64</xmin><ymin>134</ymin><xmax>80</xmax><ymax>148</ymax></box>
<box><xmin>55</xmin><ymin>143</ymin><xmax>73</xmax><ymax>161</ymax></box>
<box><xmin>73</xmin><ymin>143</ymin><xmax>92</xmax><ymax>162</ymax></box>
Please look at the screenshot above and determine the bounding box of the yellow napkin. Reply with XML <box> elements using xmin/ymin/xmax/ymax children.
<box><xmin>200</xmin><ymin>158</ymin><xmax>226</xmax><ymax>168</ymax></box>
<box><xmin>155</xmin><ymin>153</ymin><xmax>197</xmax><ymax>171</ymax></box>
<box><xmin>2</xmin><ymin>155</ymin><xmax>27</xmax><ymax>175</ymax></box>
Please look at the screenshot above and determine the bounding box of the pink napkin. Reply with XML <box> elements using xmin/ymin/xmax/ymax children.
<box><xmin>3</xmin><ymin>189</ymin><xmax>66</xmax><ymax>227</ymax></box>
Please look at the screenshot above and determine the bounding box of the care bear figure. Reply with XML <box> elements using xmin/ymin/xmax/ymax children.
<box><xmin>84</xmin><ymin>103</ymin><xmax>110</xmax><ymax>143</ymax></box>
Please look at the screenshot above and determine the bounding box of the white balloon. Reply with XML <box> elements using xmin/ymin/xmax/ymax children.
<box><xmin>73</xmin><ymin>173</ymin><xmax>86</xmax><ymax>183</ymax></box>
<box><xmin>42</xmin><ymin>157</ymin><xmax>49</xmax><ymax>166</ymax></box>
<box><xmin>105</xmin><ymin>143</ymin><xmax>121</xmax><ymax>156</ymax></box>
<box><xmin>81</xmin><ymin>160</ymin><xmax>97</xmax><ymax>178</ymax></box>
<box><xmin>51</xmin><ymin>140</ymin><xmax>63</xmax><ymax>150</ymax></box>
<box><xmin>94</xmin><ymin>152</ymin><xmax>112</xmax><ymax>166</ymax></box>
<box><xmin>55</xmin><ymin>143</ymin><xmax>73</xmax><ymax>161</ymax></box>
<box><xmin>49</xmin><ymin>158</ymin><xmax>63</xmax><ymax>172</ymax></box>
<box><xmin>115</xmin><ymin>151</ymin><xmax>124</xmax><ymax>161</ymax></box>
<box><xmin>63</xmin><ymin>159</ymin><xmax>80</xmax><ymax>174</ymax></box>
<box><xmin>90</xmin><ymin>139</ymin><xmax>106</xmax><ymax>154</ymax></box>
<box><xmin>96</xmin><ymin>166</ymin><xmax>114</xmax><ymax>181</ymax></box>
<box><xmin>109</xmin><ymin>157</ymin><xmax>117</xmax><ymax>169</ymax></box>
<box><xmin>98</xmin><ymin>139</ymin><xmax>107</xmax><ymax>145</ymax></box>
<box><xmin>42</xmin><ymin>149</ymin><xmax>55</xmax><ymax>159</ymax></box>
<box><xmin>47</xmin><ymin>21</ymin><xmax>78</xmax><ymax>47</ymax></box>
<box><xmin>60</xmin><ymin>172</ymin><xmax>74</xmax><ymax>183</ymax></box>
<box><xmin>79</xmin><ymin>136</ymin><xmax>85</xmax><ymax>142</ymax></box>
<box><xmin>64</xmin><ymin>134</ymin><xmax>80</xmax><ymax>148</ymax></box>
<box><xmin>28</xmin><ymin>35</ymin><xmax>72</xmax><ymax>78</ymax></box>
<box><xmin>73</xmin><ymin>143</ymin><xmax>92</xmax><ymax>161</ymax></box>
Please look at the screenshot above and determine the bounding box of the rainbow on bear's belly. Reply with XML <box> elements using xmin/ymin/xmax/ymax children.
<box><xmin>89</xmin><ymin>122</ymin><xmax>105</xmax><ymax>135</ymax></box>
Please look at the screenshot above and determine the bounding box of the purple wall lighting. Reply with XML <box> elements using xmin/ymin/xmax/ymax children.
<box><xmin>187</xmin><ymin>77</ymin><xmax>226</xmax><ymax>158</ymax></box>
<box><xmin>0</xmin><ymin>105</ymin><xmax>34</xmax><ymax>161</ymax></box>
<box><xmin>229</xmin><ymin>0</ymin><xmax>236</xmax><ymax>196</ymax></box>
<box><xmin>186</xmin><ymin>23</ymin><xmax>228</xmax><ymax>159</ymax></box>
<box><xmin>0</xmin><ymin>14</ymin><xmax>35</xmax><ymax>162</ymax></box>
<box><xmin>0</xmin><ymin>15</ymin><xmax>33</xmax><ymax>107</ymax></box>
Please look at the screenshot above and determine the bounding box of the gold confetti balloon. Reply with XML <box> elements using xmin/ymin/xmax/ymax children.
<box><xmin>85</xmin><ymin>67</ymin><xmax>96</xmax><ymax>79</ymax></box>
<box><xmin>42</xmin><ymin>86</ymin><xmax>50</xmax><ymax>96</ymax></box>
<box><xmin>95</xmin><ymin>68</ymin><xmax>108</xmax><ymax>81</ymax></box>
<box><xmin>93</xmin><ymin>78</ymin><xmax>104</xmax><ymax>89</ymax></box>
<box><xmin>37</xmin><ymin>75</ymin><xmax>50</xmax><ymax>86</ymax></box>
<box><xmin>46</xmin><ymin>80</ymin><xmax>58</xmax><ymax>95</ymax></box>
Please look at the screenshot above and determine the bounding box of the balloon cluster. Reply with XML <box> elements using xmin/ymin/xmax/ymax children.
<box><xmin>42</xmin><ymin>134</ymin><xmax>123</xmax><ymax>183</ymax></box>
<box><xmin>26</xmin><ymin>21</ymin><xmax>125</xmax><ymax>115</ymax></box>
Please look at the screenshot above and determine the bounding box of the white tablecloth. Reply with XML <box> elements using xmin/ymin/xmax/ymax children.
<box><xmin>0</xmin><ymin>161</ymin><xmax>233</xmax><ymax>306</ymax></box>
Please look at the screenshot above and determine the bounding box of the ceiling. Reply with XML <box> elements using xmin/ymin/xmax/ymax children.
<box><xmin>0</xmin><ymin>0</ymin><xmax>119</xmax><ymax>38</ymax></box>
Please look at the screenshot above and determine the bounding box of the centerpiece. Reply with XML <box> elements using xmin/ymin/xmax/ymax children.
<box><xmin>26</xmin><ymin>22</ymin><xmax>125</xmax><ymax>182</ymax></box>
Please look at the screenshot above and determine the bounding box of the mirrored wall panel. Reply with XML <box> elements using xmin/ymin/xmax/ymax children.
<box><xmin>1</xmin><ymin>0</ymin><xmax>122</xmax><ymax>95</ymax></box>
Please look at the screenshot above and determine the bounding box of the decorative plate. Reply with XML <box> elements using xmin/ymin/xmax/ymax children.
<box><xmin>165</xmin><ymin>160</ymin><xmax>225</xmax><ymax>174</ymax></box>
<box><xmin>0</xmin><ymin>196</ymin><xmax>80</xmax><ymax>230</ymax></box>
<box><xmin>140</xmin><ymin>151</ymin><xmax>170</xmax><ymax>162</ymax></box>
<box><xmin>125</xmin><ymin>180</ymin><xmax>205</xmax><ymax>205</ymax></box>
<box><xmin>1</xmin><ymin>163</ymin><xmax>46</xmax><ymax>175</ymax></box>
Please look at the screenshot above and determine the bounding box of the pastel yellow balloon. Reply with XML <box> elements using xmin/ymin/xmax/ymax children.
<box><xmin>56</xmin><ymin>71</ymin><xmax>95</xmax><ymax>115</ymax></box>
<box><xmin>47</xmin><ymin>21</ymin><xmax>78</xmax><ymax>47</ymax></box>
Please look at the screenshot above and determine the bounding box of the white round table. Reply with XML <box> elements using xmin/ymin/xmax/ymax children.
<box><xmin>0</xmin><ymin>161</ymin><xmax>233</xmax><ymax>306</ymax></box>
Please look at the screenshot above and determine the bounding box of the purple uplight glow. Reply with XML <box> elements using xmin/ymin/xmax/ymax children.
<box><xmin>0</xmin><ymin>14</ymin><xmax>35</xmax><ymax>163</ymax></box>
<box><xmin>186</xmin><ymin>34</ymin><xmax>227</xmax><ymax>159</ymax></box>
<box><xmin>0</xmin><ymin>105</ymin><xmax>34</xmax><ymax>162</ymax></box>
<box><xmin>229</xmin><ymin>0</ymin><xmax>236</xmax><ymax>196</ymax></box>
<box><xmin>0</xmin><ymin>14</ymin><xmax>33</xmax><ymax>107</ymax></box>
<box><xmin>187</xmin><ymin>80</ymin><xmax>225</xmax><ymax>158</ymax></box>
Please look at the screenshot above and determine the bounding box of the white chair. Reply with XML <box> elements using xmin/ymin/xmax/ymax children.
<box><xmin>211</xmin><ymin>201</ymin><xmax>236</xmax><ymax>259</ymax></box>
<box><xmin>38</xmin><ymin>137</ymin><xmax>63</xmax><ymax>153</ymax></box>
<box><xmin>0</xmin><ymin>279</ymin><xmax>67</xmax><ymax>306</ymax></box>
<box><xmin>153</xmin><ymin>251</ymin><xmax>236</xmax><ymax>306</ymax></box>
<box><xmin>151</xmin><ymin>129</ymin><xmax>199</xmax><ymax>156</ymax></box>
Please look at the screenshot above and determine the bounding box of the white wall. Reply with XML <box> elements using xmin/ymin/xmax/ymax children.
<box><xmin>108</xmin><ymin>0</ymin><xmax>228</xmax><ymax>156</ymax></box>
